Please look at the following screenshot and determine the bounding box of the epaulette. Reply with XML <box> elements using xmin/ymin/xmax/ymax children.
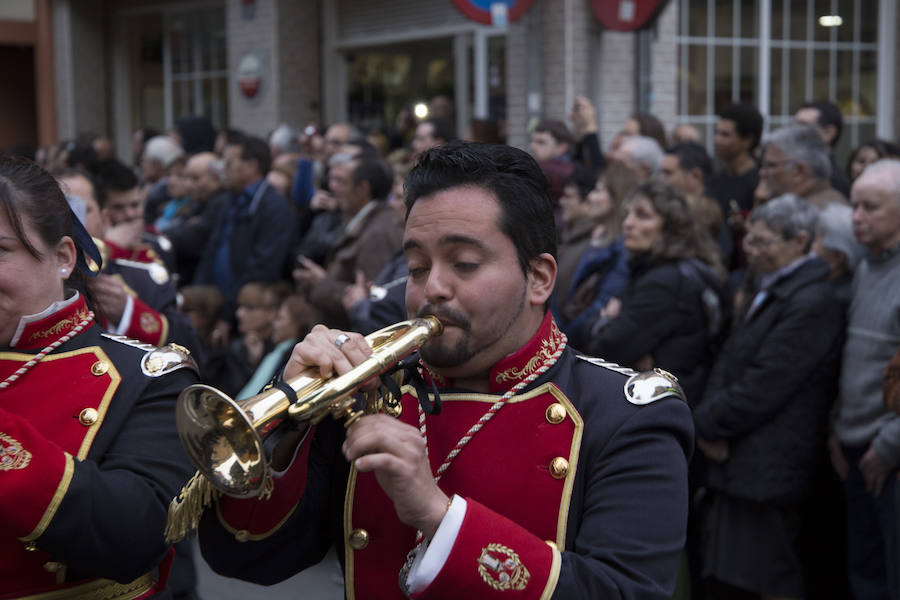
<box><xmin>576</xmin><ymin>356</ymin><xmax>685</xmax><ymax>405</ymax></box>
<box><xmin>113</xmin><ymin>258</ymin><xmax>170</xmax><ymax>285</ymax></box>
<box><xmin>101</xmin><ymin>333</ymin><xmax>198</xmax><ymax>377</ymax></box>
<box><xmin>623</xmin><ymin>368</ymin><xmax>685</xmax><ymax>405</ymax></box>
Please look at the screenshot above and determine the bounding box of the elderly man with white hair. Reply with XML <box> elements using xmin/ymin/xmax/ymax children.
<box><xmin>616</xmin><ymin>135</ymin><xmax>663</xmax><ymax>182</ymax></box>
<box><xmin>141</xmin><ymin>135</ymin><xmax>185</xmax><ymax>184</ymax></box>
<box><xmin>830</xmin><ymin>158</ymin><xmax>900</xmax><ymax>600</ymax></box>
<box><xmin>759</xmin><ymin>124</ymin><xmax>846</xmax><ymax>208</ymax></box>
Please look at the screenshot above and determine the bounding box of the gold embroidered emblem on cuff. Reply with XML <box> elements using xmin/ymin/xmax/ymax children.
<box><xmin>478</xmin><ymin>543</ymin><xmax>530</xmax><ymax>591</ymax></box>
<box><xmin>0</xmin><ymin>432</ymin><xmax>31</xmax><ymax>470</ymax></box>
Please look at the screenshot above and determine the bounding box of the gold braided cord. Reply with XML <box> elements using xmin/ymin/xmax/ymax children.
<box><xmin>164</xmin><ymin>471</ymin><xmax>220</xmax><ymax>543</ymax></box>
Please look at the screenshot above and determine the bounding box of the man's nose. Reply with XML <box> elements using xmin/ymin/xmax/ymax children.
<box><xmin>423</xmin><ymin>265</ymin><xmax>452</xmax><ymax>303</ymax></box>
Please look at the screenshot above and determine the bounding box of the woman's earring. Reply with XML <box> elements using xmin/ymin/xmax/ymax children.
<box><xmin>60</xmin><ymin>268</ymin><xmax>68</xmax><ymax>277</ymax></box>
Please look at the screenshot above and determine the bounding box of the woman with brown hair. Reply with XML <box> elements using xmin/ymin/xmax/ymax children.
<box><xmin>554</xmin><ymin>163</ymin><xmax>637</xmax><ymax>349</ymax></box>
<box><xmin>586</xmin><ymin>180</ymin><xmax>727</xmax><ymax>405</ymax></box>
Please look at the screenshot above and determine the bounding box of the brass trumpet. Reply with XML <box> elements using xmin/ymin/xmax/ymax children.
<box><xmin>174</xmin><ymin>316</ymin><xmax>442</xmax><ymax>499</ymax></box>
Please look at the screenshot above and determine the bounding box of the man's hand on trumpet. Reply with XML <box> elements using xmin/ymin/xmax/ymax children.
<box><xmin>284</xmin><ymin>324</ymin><xmax>451</xmax><ymax>540</ymax></box>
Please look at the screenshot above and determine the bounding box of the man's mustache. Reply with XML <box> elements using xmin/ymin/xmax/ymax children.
<box><xmin>416</xmin><ymin>305</ymin><xmax>470</xmax><ymax>330</ymax></box>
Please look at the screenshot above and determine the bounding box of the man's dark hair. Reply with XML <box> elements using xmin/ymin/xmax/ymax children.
<box><xmin>405</xmin><ymin>141</ymin><xmax>556</xmax><ymax>274</ymax></box>
<box><xmin>138</xmin><ymin>127</ymin><xmax>160</xmax><ymax>142</ymax></box>
<box><xmin>231</xmin><ymin>135</ymin><xmax>271</xmax><ymax>177</ymax></box>
<box><xmin>424</xmin><ymin>118</ymin><xmax>456</xmax><ymax>145</ymax></box>
<box><xmin>717</xmin><ymin>103</ymin><xmax>764</xmax><ymax>150</ymax></box>
<box><xmin>352</xmin><ymin>156</ymin><xmax>393</xmax><ymax>200</ymax></box>
<box><xmin>799</xmin><ymin>100</ymin><xmax>844</xmax><ymax>145</ymax></box>
<box><xmin>94</xmin><ymin>159</ymin><xmax>139</xmax><ymax>207</ymax></box>
<box><xmin>344</xmin><ymin>139</ymin><xmax>381</xmax><ymax>159</ymax></box>
<box><xmin>533</xmin><ymin>119</ymin><xmax>574</xmax><ymax>147</ymax></box>
<box><xmin>565</xmin><ymin>163</ymin><xmax>599</xmax><ymax>200</ymax></box>
<box><xmin>221</xmin><ymin>128</ymin><xmax>246</xmax><ymax>147</ymax></box>
<box><xmin>64</xmin><ymin>141</ymin><xmax>99</xmax><ymax>175</ymax></box>
<box><xmin>666</xmin><ymin>142</ymin><xmax>713</xmax><ymax>182</ymax></box>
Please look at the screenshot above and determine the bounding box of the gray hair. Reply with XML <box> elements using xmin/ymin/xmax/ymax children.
<box><xmin>764</xmin><ymin>124</ymin><xmax>832</xmax><ymax>181</ymax></box>
<box><xmin>269</xmin><ymin>124</ymin><xmax>302</xmax><ymax>154</ymax></box>
<box><xmin>750</xmin><ymin>193</ymin><xmax>819</xmax><ymax>251</ymax></box>
<box><xmin>328</xmin><ymin>151</ymin><xmax>357</xmax><ymax>169</ymax></box>
<box><xmin>208</xmin><ymin>158</ymin><xmax>225</xmax><ymax>184</ymax></box>
<box><xmin>144</xmin><ymin>135</ymin><xmax>184</xmax><ymax>169</ymax></box>
<box><xmin>621</xmin><ymin>135</ymin><xmax>663</xmax><ymax>175</ymax></box>
<box><xmin>854</xmin><ymin>158</ymin><xmax>900</xmax><ymax>201</ymax></box>
<box><xmin>817</xmin><ymin>203</ymin><xmax>865</xmax><ymax>271</ymax></box>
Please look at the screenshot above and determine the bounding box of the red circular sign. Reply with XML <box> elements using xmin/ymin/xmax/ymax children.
<box><xmin>591</xmin><ymin>0</ymin><xmax>670</xmax><ymax>32</ymax></box>
<box><xmin>452</xmin><ymin>0</ymin><xmax>535</xmax><ymax>25</ymax></box>
<box><xmin>237</xmin><ymin>53</ymin><xmax>263</xmax><ymax>100</ymax></box>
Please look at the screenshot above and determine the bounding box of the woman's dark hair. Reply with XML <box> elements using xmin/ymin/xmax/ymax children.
<box><xmin>0</xmin><ymin>155</ymin><xmax>72</xmax><ymax>260</ymax></box>
<box><xmin>404</xmin><ymin>141</ymin><xmax>556</xmax><ymax>275</ymax></box>
<box><xmin>625</xmin><ymin>181</ymin><xmax>723</xmax><ymax>274</ymax></box>
<box><xmin>846</xmin><ymin>139</ymin><xmax>900</xmax><ymax>179</ymax></box>
<box><xmin>631</xmin><ymin>112</ymin><xmax>668</xmax><ymax>150</ymax></box>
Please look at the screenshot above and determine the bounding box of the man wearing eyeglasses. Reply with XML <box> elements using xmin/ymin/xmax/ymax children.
<box><xmin>758</xmin><ymin>124</ymin><xmax>848</xmax><ymax>209</ymax></box>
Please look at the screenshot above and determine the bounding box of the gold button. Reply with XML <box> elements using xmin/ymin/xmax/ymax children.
<box><xmin>91</xmin><ymin>360</ymin><xmax>109</xmax><ymax>376</ymax></box>
<box><xmin>24</xmin><ymin>541</ymin><xmax>38</xmax><ymax>552</ymax></box>
<box><xmin>78</xmin><ymin>408</ymin><xmax>99</xmax><ymax>426</ymax></box>
<box><xmin>545</xmin><ymin>403</ymin><xmax>566</xmax><ymax>424</ymax></box>
<box><xmin>549</xmin><ymin>457</ymin><xmax>569</xmax><ymax>479</ymax></box>
<box><xmin>234</xmin><ymin>529</ymin><xmax>251</xmax><ymax>542</ymax></box>
<box><xmin>43</xmin><ymin>561</ymin><xmax>63</xmax><ymax>573</ymax></box>
<box><xmin>349</xmin><ymin>528</ymin><xmax>369</xmax><ymax>550</ymax></box>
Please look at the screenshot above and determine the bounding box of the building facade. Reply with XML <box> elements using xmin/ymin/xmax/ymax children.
<box><xmin>1</xmin><ymin>0</ymin><xmax>896</xmax><ymax>168</ymax></box>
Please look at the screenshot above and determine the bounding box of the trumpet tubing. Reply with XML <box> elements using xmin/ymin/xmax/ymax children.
<box><xmin>174</xmin><ymin>317</ymin><xmax>442</xmax><ymax>498</ymax></box>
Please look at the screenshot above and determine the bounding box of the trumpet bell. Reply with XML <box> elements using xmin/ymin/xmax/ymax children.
<box><xmin>176</xmin><ymin>384</ymin><xmax>268</xmax><ymax>498</ymax></box>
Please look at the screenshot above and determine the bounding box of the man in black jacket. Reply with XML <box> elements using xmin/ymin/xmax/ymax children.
<box><xmin>195</xmin><ymin>135</ymin><xmax>296</xmax><ymax>343</ymax></box>
<box><xmin>166</xmin><ymin>152</ymin><xmax>227</xmax><ymax>285</ymax></box>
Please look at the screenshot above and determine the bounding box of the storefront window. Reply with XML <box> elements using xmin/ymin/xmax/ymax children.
<box><xmin>677</xmin><ymin>0</ymin><xmax>877</xmax><ymax>158</ymax></box>
<box><xmin>120</xmin><ymin>5</ymin><xmax>228</xmax><ymax>133</ymax></box>
<box><xmin>347</xmin><ymin>38</ymin><xmax>454</xmax><ymax>134</ymax></box>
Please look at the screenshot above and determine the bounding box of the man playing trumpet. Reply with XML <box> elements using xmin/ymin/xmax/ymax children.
<box><xmin>198</xmin><ymin>142</ymin><xmax>693</xmax><ymax>598</ymax></box>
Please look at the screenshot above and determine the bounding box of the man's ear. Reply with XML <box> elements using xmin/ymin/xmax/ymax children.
<box><xmin>689</xmin><ymin>167</ymin><xmax>705</xmax><ymax>190</ymax></box>
<box><xmin>527</xmin><ymin>253</ymin><xmax>557</xmax><ymax>307</ymax></box>
<box><xmin>793</xmin><ymin>160</ymin><xmax>812</xmax><ymax>181</ymax></box>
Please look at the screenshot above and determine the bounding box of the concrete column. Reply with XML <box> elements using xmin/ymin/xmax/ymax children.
<box><xmin>53</xmin><ymin>0</ymin><xmax>106</xmax><ymax>139</ymax></box>
<box><xmin>650</xmin><ymin>1</ymin><xmax>678</xmax><ymax>135</ymax></box>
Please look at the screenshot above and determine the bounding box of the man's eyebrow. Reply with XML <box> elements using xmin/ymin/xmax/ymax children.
<box><xmin>403</xmin><ymin>234</ymin><xmax>487</xmax><ymax>252</ymax></box>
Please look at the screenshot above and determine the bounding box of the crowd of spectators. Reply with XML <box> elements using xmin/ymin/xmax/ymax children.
<box><xmin>4</xmin><ymin>93</ymin><xmax>900</xmax><ymax>600</ymax></box>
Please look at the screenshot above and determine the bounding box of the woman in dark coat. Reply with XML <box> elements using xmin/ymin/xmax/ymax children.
<box><xmin>692</xmin><ymin>194</ymin><xmax>845</xmax><ymax>599</ymax></box>
<box><xmin>586</xmin><ymin>181</ymin><xmax>726</xmax><ymax>406</ymax></box>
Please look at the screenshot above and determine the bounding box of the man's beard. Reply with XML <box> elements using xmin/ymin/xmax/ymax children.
<box><xmin>416</xmin><ymin>306</ymin><xmax>474</xmax><ymax>368</ymax></box>
<box><xmin>415</xmin><ymin>288</ymin><xmax>527</xmax><ymax>369</ymax></box>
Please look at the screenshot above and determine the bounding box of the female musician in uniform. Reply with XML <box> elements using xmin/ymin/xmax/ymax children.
<box><xmin>0</xmin><ymin>156</ymin><xmax>196</xmax><ymax>598</ymax></box>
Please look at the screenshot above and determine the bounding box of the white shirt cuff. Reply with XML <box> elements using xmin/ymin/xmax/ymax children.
<box><xmin>112</xmin><ymin>295</ymin><xmax>135</xmax><ymax>335</ymax></box>
<box><xmin>407</xmin><ymin>495</ymin><xmax>467</xmax><ymax>594</ymax></box>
